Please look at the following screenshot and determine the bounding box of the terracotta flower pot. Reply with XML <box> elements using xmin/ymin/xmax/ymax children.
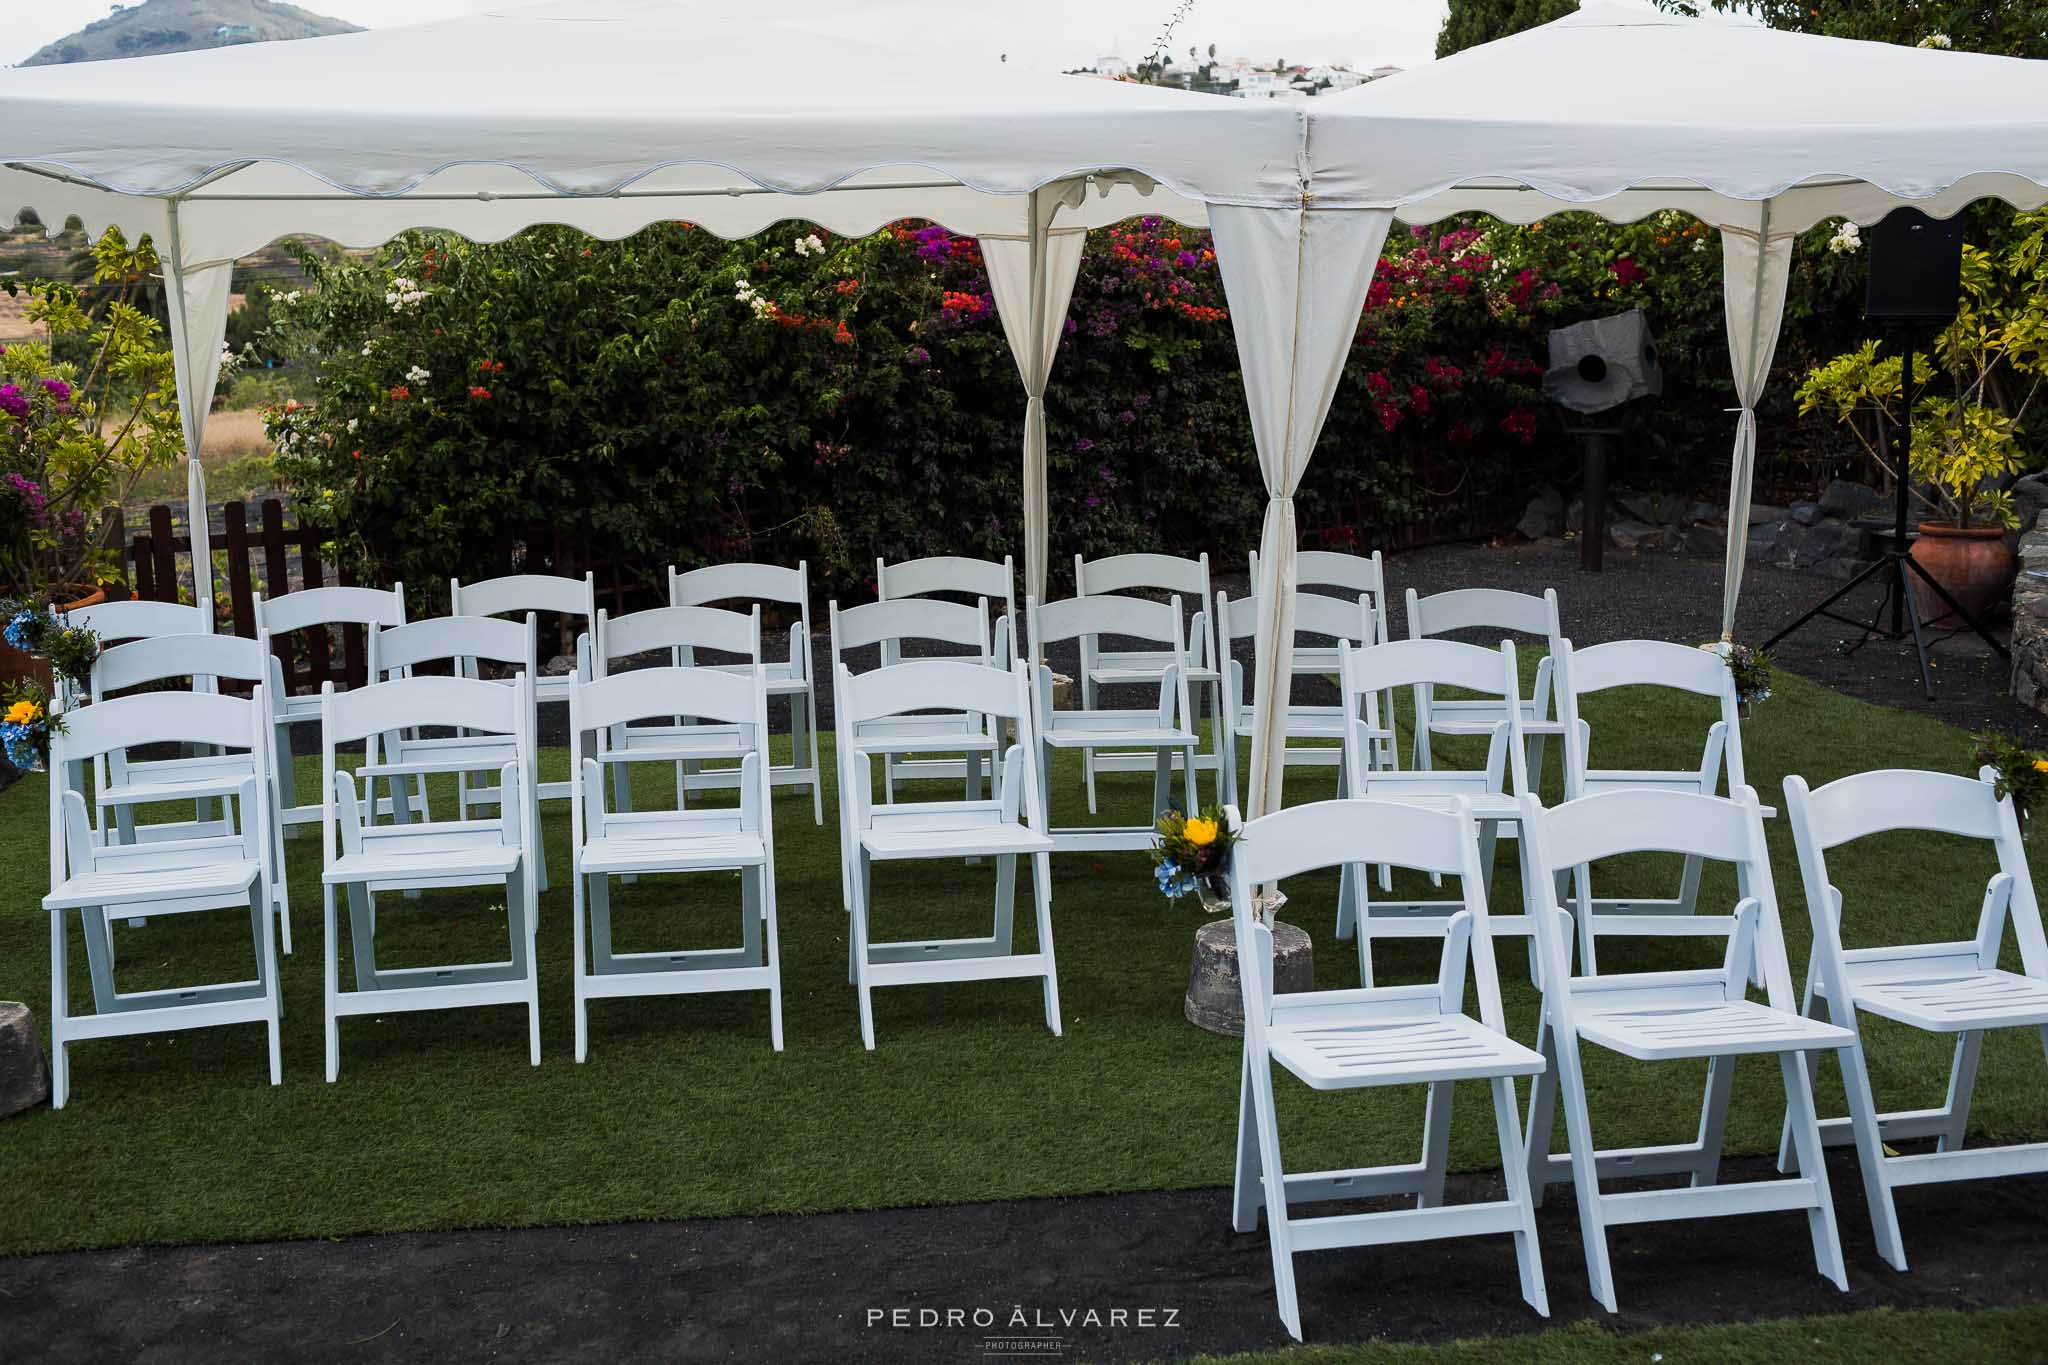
<box><xmin>1910</xmin><ymin>523</ymin><xmax>2014</xmax><ymax>626</ymax></box>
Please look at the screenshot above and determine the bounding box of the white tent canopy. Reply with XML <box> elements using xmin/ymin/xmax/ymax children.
<box><xmin>1306</xmin><ymin>3</ymin><xmax>2048</xmax><ymax>647</ymax></box>
<box><xmin>0</xmin><ymin>0</ymin><xmax>1313</xmax><ymax>635</ymax></box>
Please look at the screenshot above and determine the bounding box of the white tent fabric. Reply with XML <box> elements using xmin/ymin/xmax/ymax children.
<box><xmin>0</xmin><ymin>0</ymin><xmax>1270</xmax><ymax>618</ymax></box>
<box><xmin>1209</xmin><ymin>204</ymin><xmax>1393</xmax><ymax>819</ymax></box>
<box><xmin>983</xmin><ymin>213</ymin><xmax>1088</xmax><ymax>610</ymax></box>
<box><xmin>1310</xmin><ymin>3</ymin><xmax>2048</xmax><ymax>643</ymax></box>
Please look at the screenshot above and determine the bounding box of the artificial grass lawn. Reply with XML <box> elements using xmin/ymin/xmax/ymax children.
<box><xmin>2</xmin><ymin>665</ymin><xmax>2046</xmax><ymax>1257</ymax></box>
<box><xmin>1192</xmin><ymin>1304</ymin><xmax>2048</xmax><ymax>1363</ymax></box>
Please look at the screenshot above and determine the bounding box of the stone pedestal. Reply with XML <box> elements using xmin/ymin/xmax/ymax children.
<box><xmin>0</xmin><ymin>1001</ymin><xmax>50</xmax><ymax>1119</ymax></box>
<box><xmin>1184</xmin><ymin>918</ymin><xmax>1314</xmax><ymax>1037</ymax></box>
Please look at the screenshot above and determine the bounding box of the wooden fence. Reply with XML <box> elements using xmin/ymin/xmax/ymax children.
<box><xmin>119</xmin><ymin>499</ymin><xmax>650</xmax><ymax>692</ymax></box>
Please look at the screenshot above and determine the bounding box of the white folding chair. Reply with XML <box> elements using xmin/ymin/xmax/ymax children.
<box><xmin>1554</xmin><ymin>639</ymin><xmax>1752</xmax><ymax>973</ymax></box>
<box><xmin>836</xmin><ymin>658</ymin><xmax>1057</xmax><ymax>1050</ymax></box>
<box><xmin>669</xmin><ymin>562</ymin><xmax>823</xmax><ymax>824</ymax></box>
<box><xmin>1073</xmin><ymin>552</ymin><xmax>1223</xmax><ymax>812</ymax></box>
<box><xmin>1782</xmin><ymin>767</ymin><xmax>2048</xmax><ymax>1271</ymax></box>
<box><xmin>1406</xmin><ymin>587</ymin><xmax>1563</xmax><ymax>789</ymax></box>
<box><xmin>1249</xmin><ymin>547</ymin><xmax>1396</xmax><ymax>768</ymax></box>
<box><xmin>1028</xmin><ymin>593</ymin><xmax>1199</xmax><ymax>853</ymax></box>
<box><xmin>1333</xmin><ymin>638</ymin><xmax>1534</xmax><ymax>985</ymax></box>
<box><xmin>366</xmin><ymin>613</ymin><xmax>546</xmax><ymax>892</ymax></box>
<box><xmin>830</xmin><ymin>595</ymin><xmax>999</xmax><ymax>804</ymax></box>
<box><xmin>450</xmin><ymin>570</ymin><xmax>597</xmax><ymax>802</ymax></box>
<box><xmin>256</xmin><ymin>583</ymin><xmax>407</xmax><ymax>834</ymax></box>
<box><xmin>89</xmin><ymin>631</ymin><xmax>294</xmax><ymax>953</ymax></box>
<box><xmin>876</xmin><ymin>553</ymin><xmax>1018</xmax><ymax>665</ymax></box>
<box><xmin>1517</xmin><ymin>789</ymin><xmax>1854</xmax><ymax>1312</ymax></box>
<box><xmin>569</xmin><ymin>665</ymin><xmax>783</xmax><ymax>1060</ymax></box>
<box><xmin>1228</xmin><ymin>797</ymin><xmax>1548</xmax><ymax>1340</ymax></box>
<box><xmin>1215</xmin><ymin>586</ymin><xmax>1375</xmax><ymax>807</ymax></box>
<box><xmin>44</xmin><ymin>688</ymin><xmax>281</xmax><ymax>1107</ymax></box>
<box><xmin>594</xmin><ymin>604</ymin><xmax>763</xmax><ymax>832</ymax></box>
<box><xmin>319</xmin><ymin>674</ymin><xmax>541</xmax><ymax>1081</ymax></box>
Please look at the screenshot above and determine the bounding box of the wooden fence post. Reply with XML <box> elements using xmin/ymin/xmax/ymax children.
<box><xmin>224</xmin><ymin>501</ymin><xmax>255</xmax><ymax>639</ymax></box>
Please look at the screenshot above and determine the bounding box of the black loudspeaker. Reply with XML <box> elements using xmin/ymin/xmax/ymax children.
<box><xmin>1864</xmin><ymin>208</ymin><xmax>1964</xmax><ymax>321</ymax></box>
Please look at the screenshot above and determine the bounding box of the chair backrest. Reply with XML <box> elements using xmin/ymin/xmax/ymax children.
<box><xmin>1075</xmin><ymin>551</ymin><xmax>1209</xmax><ymax>600</ymax></box>
<box><xmin>256</xmin><ymin>584</ymin><xmax>407</xmax><ymax>635</ymax></box>
<box><xmin>370</xmin><ymin>613</ymin><xmax>535</xmax><ymax>679</ymax></box>
<box><xmin>92</xmin><ymin>631</ymin><xmax>271</xmax><ymax>698</ymax></box>
<box><xmin>450</xmin><ymin>571</ymin><xmax>596</xmax><ymax>622</ymax></box>
<box><xmin>875</xmin><ymin>555</ymin><xmax>1016</xmax><ymax>664</ymax></box>
<box><xmin>829</xmin><ymin>596</ymin><xmax>990</xmax><ymax>669</ymax></box>
<box><xmin>669</xmin><ymin>561</ymin><xmax>807</xmax><ymax>609</ymax></box>
<box><xmin>63</xmin><ymin>597</ymin><xmax>213</xmax><ymax>644</ymax></box>
<box><xmin>1029</xmin><ymin>593</ymin><xmax>1185</xmax><ymax>654</ymax></box>
<box><xmin>1520</xmin><ymin>788</ymin><xmax>1793</xmax><ymax>998</ymax></box>
<box><xmin>836</xmin><ymin>657</ymin><xmax>1031</xmax><ymax>730</ymax></box>
<box><xmin>877</xmin><ymin>555</ymin><xmax>1015</xmax><ymax>612</ymax></box>
<box><xmin>570</xmin><ymin>664</ymin><xmax>774</xmax><ymax>842</ymax></box>
<box><xmin>1338</xmin><ymin>637</ymin><xmax>1525</xmax><ymax>789</ymax></box>
<box><xmin>1216</xmin><ymin>589</ymin><xmax>1372</xmax><ymax>649</ymax></box>
<box><xmin>1554</xmin><ymin>638</ymin><xmax>1746</xmax><ymax>796</ymax></box>
<box><xmin>50</xmin><ymin>688</ymin><xmax>268</xmax><ymax>882</ymax></box>
<box><xmin>1406</xmin><ymin>586</ymin><xmax>1560</xmax><ymax>646</ymax></box>
<box><xmin>1227</xmin><ymin>797</ymin><xmax>1511</xmax><ymax>1035</ymax></box>
<box><xmin>595</xmin><ymin>604</ymin><xmax>762</xmax><ymax>671</ymax></box>
<box><xmin>1250</xmin><ymin>547</ymin><xmax>1387</xmax><ymax>600</ymax></box>
<box><xmin>1784</xmin><ymin>768</ymin><xmax>2045</xmax><ymax>974</ymax></box>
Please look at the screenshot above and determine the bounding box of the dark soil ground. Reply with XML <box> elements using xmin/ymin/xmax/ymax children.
<box><xmin>4</xmin><ymin>1153</ymin><xmax>2044</xmax><ymax>1362</ymax></box>
<box><xmin>12</xmin><ymin>538</ymin><xmax>2047</xmax><ymax>1363</ymax></box>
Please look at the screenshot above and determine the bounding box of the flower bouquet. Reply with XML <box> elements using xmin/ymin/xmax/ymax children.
<box><xmin>1153</xmin><ymin>805</ymin><xmax>1238</xmax><ymax>907</ymax></box>
<box><xmin>1971</xmin><ymin>730</ymin><xmax>2048</xmax><ymax>835</ymax></box>
<box><xmin>0</xmin><ymin>682</ymin><xmax>60</xmax><ymax>771</ymax></box>
<box><xmin>1</xmin><ymin>600</ymin><xmax>98</xmax><ymax>694</ymax></box>
<box><xmin>1704</xmin><ymin>639</ymin><xmax>1774</xmax><ymax>711</ymax></box>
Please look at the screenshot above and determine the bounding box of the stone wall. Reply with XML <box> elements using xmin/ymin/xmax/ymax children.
<box><xmin>2012</xmin><ymin>510</ymin><xmax>2048</xmax><ymax>716</ymax></box>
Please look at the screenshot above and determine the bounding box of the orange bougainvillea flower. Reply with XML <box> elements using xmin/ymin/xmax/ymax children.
<box><xmin>388</xmin><ymin>384</ymin><xmax>411</xmax><ymax>401</ymax></box>
<box><xmin>469</xmin><ymin>386</ymin><xmax>492</xmax><ymax>401</ymax></box>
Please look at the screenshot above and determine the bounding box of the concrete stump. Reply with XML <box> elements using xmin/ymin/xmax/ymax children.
<box><xmin>0</xmin><ymin>1001</ymin><xmax>50</xmax><ymax>1119</ymax></box>
<box><xmin>1184</xmin><ymin>918</ymin><xmax>1314</xmax><ymax>1037</ymax></box>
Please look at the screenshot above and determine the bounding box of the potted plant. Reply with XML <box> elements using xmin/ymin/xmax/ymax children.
<box><xmin>0</xmin><ymin>228</ymin><xmax>184</xmax><ymax>682</ymax></box>
<box><xmin>1797</xmin><ymin>210</ymin><xmax>2048</xmax><ymax>623</ymax></box>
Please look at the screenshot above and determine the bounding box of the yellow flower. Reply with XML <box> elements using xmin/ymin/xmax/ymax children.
<box><xmin>2032</xmin><ymin>758</ymin><xmax>2048</xmax><ymax>775</ymax></box>
<box><xmin>4</xmin><ymin>700</ymin><xmax>41</xmax><ymax>725</ymax></box>
<box><xmin>1183</xmin><ymin>816</ymin><xmax>1219</xmax><ymax>848</ymax></box>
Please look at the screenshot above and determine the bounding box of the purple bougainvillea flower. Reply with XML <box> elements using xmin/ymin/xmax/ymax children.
<box><xmin>1074</xmin><ymin>438</ymin><xmax>1094</xmax><ymax>453</ymax></box>
<box><xmin>0</xmin><ymin>385</ymin><xmax>27</xmax><ymax>421</ymax></box>
<box><xmin>39</xmin><ymin>378</ymin><xmax>71</xmax><ymax>403</ymax></box>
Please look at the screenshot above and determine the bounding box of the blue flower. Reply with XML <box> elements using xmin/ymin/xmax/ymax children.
<box><xmin>1155</xmin><ymin>860</ymin><xmax>1182</xmax><ymax>895</ymax></box>
<box><xmin>2</xmin><ymin>721</ymin><xmax>38</xmax><ymax>771</ymax></box>
<box><xmin>3</xmin><ymin>610</ymin><xmax>32</xmax><ymax>652</ymax></box>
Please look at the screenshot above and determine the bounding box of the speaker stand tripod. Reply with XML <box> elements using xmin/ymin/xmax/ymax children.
<box><xmin>1763</xmin><ymin>338</ymin><xmax>2008</xmax><ymax>700</ymax></box>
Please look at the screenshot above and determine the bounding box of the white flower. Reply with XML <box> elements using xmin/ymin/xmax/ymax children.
<box><xmin>1919</xmin><ymin>32</ymin><xmax>1952</xmax><ymax>48</ymax></box>
<box><xmin>361</xmin><ymin>343</ymin><xmax>374</xmax><ymax>356</ymax></box>
<box><xmin>346</xmin><ymin>418</ymin><xmax>359</xmax><ymax>434</ymax></box>
<box><xmin>273</xmin><ymin>289</ymin><xmax>301</xmax><ymax>308</ymax></box>
<box><xmin>1827</xmin><ymin>220</ymin><xmax>1863</xmax><ymax>256</ymax></box>
<box><xmin>405</xmin><ymin>365</ymin><xmax>432</xmax><ymax>385</ymax></box>
<box><xmin>384</xmin><ymin>277</ymin><xmax>427</xmax><ymax>313</ymax></box>
<box><xmin>793</xmin><ymin>233</ymin><xmax>826</xmax><ymax>257</ymax></box>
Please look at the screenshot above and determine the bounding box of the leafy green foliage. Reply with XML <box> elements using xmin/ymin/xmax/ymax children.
<box><xmin>1654</xmin><ymin>1</ymin><xmax>2048</xmax><ymax>58</ymax></box>
<box><xmin>1436</xmin><ymin>0</ymin><xmax>1578</xmax><ymax>59</ymax></box>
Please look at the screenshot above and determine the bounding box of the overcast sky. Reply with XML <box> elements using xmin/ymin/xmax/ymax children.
<box><xmin>12</xmin><ymin>0</ymin><xmax>1466</xmax><ymax>73</ymax></box>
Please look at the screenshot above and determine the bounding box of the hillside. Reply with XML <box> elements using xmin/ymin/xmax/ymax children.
<box><xmin>21</xmin><ymin>0</ymin><xmax>359</xmax><ymax>67</ymax></box>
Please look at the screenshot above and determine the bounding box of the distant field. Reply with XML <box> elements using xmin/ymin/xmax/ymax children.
<box><xmin>125</xmin><ymin>410</ymin><xmax>279</xmax><ymax>510</ymax></box>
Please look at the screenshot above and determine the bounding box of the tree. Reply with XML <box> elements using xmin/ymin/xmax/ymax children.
<box><xmin>1651</xmin><ymin>2</ymin><xmax>2048</xmax><ymax>58</ymax></box>
<box><xmin>1435</xmin><ymin>0</ymin><xmax>1576</xmax><ymax>59</ymax></box>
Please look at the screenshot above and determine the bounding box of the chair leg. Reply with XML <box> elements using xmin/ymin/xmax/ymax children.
<box><xmin>1180</xmin><ymin>743</ymin><xmax>1199</xmax><ymax>816</ymax></box>
<box><xmin>1247</xmin><ymin>1052</ymin><xmax>1303</xmax><ymax>1341</ymax></box>
<box><xmin>48</xmin><ymin>909</ymin><xmax>69</xmax><ymax>1110</ymax></box>
<box><xmin>589</xmin><ymin>862</ymin><xmax>617</xmax><ymax>975</ymax></box>
<box><xmin>1689</xmin><ymin>1054</ymin><xmax>1737</xmax><ymax>1188</ymax></box>
<box><xmin>80</xmin><ymin>906</ymin><xmax>119</xmax><ymax>1015</ymax></box>
<box><xmin>993</xmin><ymin>854</ymin><xmax>1017</xmax><ymax>954</ymax></box>
<box><xmin>1836</xmin><ymin>1028</ymin><xmax>1910</xmax><ymax>1272</ymax></box>
<box><xmin>761</xmin><ymin>866</ymin><xmax>786</xmax><ymax>1052</ymax></box>
<box><xmin>1032</xmin><ymin>852</ymin><xmax>1060</xmax><ymax>1037</ymax></box>
<box><xmin>1779</xmin><ymin>960</ymin><xmax>1823</xmax><ymax>1173</ymax></box>
<box><xmin>1082</xmin><ymin>674</ymin><xmax>1099</xmax><ymax>815</ymax></box>
<box><xmin>1151</xmin><ymin>745</ymin><xmax>1170</xmax><ymax>818</ymax></box>
<box><xmin>1418</xmin><ymin>1079</ymin><xmax>1455</xmax><ymax>1208</ymax></box>
<box><xmin>1937</xmin><ymin>1029</ymin><xmax>1986</xmax><ymax>1153</ymax></box>
<box><xmin>1523</xmin><ymin>1016</ymin><xmax>1561</xmax><ymax>1210</ymax></box>
<box><xmin>1549</xmin><ymin>1020</ymin><xmax>1619</xmax><ymax>1312</ymax></box>
<box><xmin>1575</xmin><ymin>866</ymin><xmax>1600</xmax><ymax>977</ymax></box>
<box><xmin>572</xmin><ymin>866</ymin><xmax>591</xmax><ymax>1063</ymax></box>
<box><xmin>344</xmin><ymin>879</ymin><xmax>379</xmax><ymax>993</ymax></box>
<box><xmin>804</xmin><ymin>691</ymin><xmax>824</xmax><ymax>825</ymax></box>
<box><xmin>323</xmin><ymin>886</ymin><xmax>341</xmax><ymax>1083</ymax></box>
<box><xmin>1675</xmin><ymin>853</ymin><xmax>1704</xmax><ymax>916</ymax></box>
<box><xmin>252</xmin><ymin>886</ymin><xmax>282</xmax><ymax>1086</ymax></box>
<box><xmin>1490</xmin><ymin>1074</ymin><xmax>1550</xmax><ymax>1317</ymax></box>
<box><xmin>1780</xmin><ymin>1050</ymin><xmax>1850</xmax><ymax>1292</ymax></box>
<box><xmin>854</xmin><ymin>852</ymin><xmax>877</xmax><ymax>1050</ymax></box>
<box><xmin>1232</xmin><ymin>1051</ymin><xmax>1264</xmax><ymax>1232</ymax></box>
